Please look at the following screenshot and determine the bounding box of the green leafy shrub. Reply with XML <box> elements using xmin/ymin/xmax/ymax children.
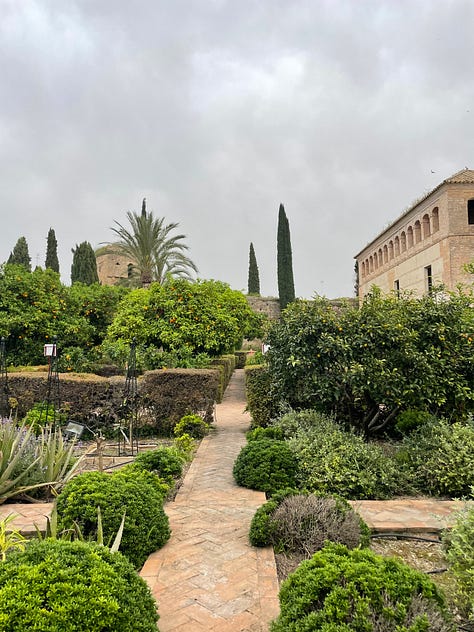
<box><xmin>22</xmin><ymin>402</ymin><xmax>67</xmax><ymax>432</ymax></box>
<box><xmin>271</xmin><ymin>543</ymin><xmax>454</xmax><ymax>631</ymax></box>
<box><xmin>443</xmin><ymin>502</ymin><xmax>474</xmax><ymax>619</ymax></box>
<box><xmin>0</xmin><ymin>539</ymin><xmax>159</xmax><ymax>631</ymax></box>
<box><xmin>250</xmin><ymin>492</ymin><xmax>370</xmax><ymax>554</ymax></box>
<box><xmin>246</xmin><ymin>426</ymin><xmax>283</xmax><ymax>442</ymax></box>
<box><xmin>56</xmin><ymin>470</ymin><xmax>170</xmax><ymax>569</ymax></box>
<box><xmin>244</xmin><ymin>365</ymin><xmax>277</xmax><ymax>428</ymax></box>
<box><xmin>395</xmin><ymin>409</ymin><xmax>435</xmax><ymax>435</ymax></box>
<box><xmin>173</xmin><ymin>433</ymin><xmax>195</xmax><ymax>460</ymax></box>
<box><xmin>133</xmin><ymin>446</ymin><xmax>184</xmax><ymax>483</ymax></box>
<box><xmin>174</xmin><ymin>414</ymin><xmax>209</xmax><ymax>439</ymax></box>
<box><xmin>398</xmin><ymin>419</ymin><xmax>474</xmax><ymax>497</ymax></box>
<box><xmin>233</xmin><ymin>439</ymin><xmax>298</xmax><ymax>495</ymax></box>
<box><xmin>282</xmin><ymin>411</ymin><xmax>405</xmax><ymax>499</ymax></box>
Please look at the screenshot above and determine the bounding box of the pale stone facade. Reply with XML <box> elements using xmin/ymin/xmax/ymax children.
<box><xmin>96</xmin><ymin>246</ymin><xmax>133</xmax><ymax>286</ymax></box>
<box><xmin>355</xmin><ymin>169</ymin><xmax>474</xmax><ymax>299</ymax></box>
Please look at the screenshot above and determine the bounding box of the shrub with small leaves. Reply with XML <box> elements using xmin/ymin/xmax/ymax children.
<box><xmin>398</xmin><ymin>419</ymin><xmax>474</xmax><ymax>497</ymax></box>
<box><xmin>271</xmin><ymin>543</ymin><xmax>454</xmax><ymax>631</ymax></box>
<box><xmin>395</xmin><ymin>408</ymin><xmax>436</xmax><ymax>435</ymax></box>
<box><xmin>174</xmin><ymin>414</ymin><xmax>209</xmax><ymax>439</ymax></box>
<box><xmin>56</xmin><ymin>470</ymin><xmax>170</xmax><ymax>569</ymax></box>
<box><xmin>250</xmin><ymin>492</ymin><xmax>370</xmax><ymax>555</ymax></box>
<box><xmin>0</xmin><ymin>539</ymin><xmax>159</xmax><ymax>632</ymax></box>
<box><xmin>233</xmin><ymin>439</ymin><xmax>298</xmax><ymax>495</ymax></box>
<box><xmin>133</xmin><ymin>447</ymin><xmax>184</xmax><ymax>483</ymax></box>
<box><xmin>246</xmin><ymin>426</ymin><xmax>284</xmax><ymax>442</ymax></box>
<box><xmin>443</xmin><ymin>502</ymin><xmax>474</xmax><ymax>619</ymax></box>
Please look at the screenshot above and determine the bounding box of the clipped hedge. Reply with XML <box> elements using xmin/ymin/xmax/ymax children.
<box><xmin>210</xmin><ymin>354</ymin><xmax>236</xmax><ymax>399</ymax></box>
<box><xmin>244</xmin><ymin>365</ymin><xmax>276</xmax><ymax>428</ymax></box>
<box><xmin>56</xmin><ymin>470</ymin><xmax>170</xmax><ymax>569</ymax></box>
<box><xmin>271</xmin><ymin>543</ymin><xmax>453</xmax><ymax>631</ymax></box>
<box><xmin>0</xmin><ymin>539</ymin><xmax>159</xmax><ymax>632</ymax></box>
<box><xmin>233</xmin><ymin>439</ymin><xmax>298</xmax><ymax>495</ymax></box>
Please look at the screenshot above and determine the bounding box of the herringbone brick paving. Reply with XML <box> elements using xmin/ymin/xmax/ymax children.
<box><xmin>139</xmin><ymin>369</ymin><xmax>280</xmax><ymax>631</ymax></box>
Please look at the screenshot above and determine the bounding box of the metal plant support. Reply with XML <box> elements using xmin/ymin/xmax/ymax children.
<box><xmin>118</xmin><ymin>338</ymin><xmax>139</xmax><ymax>456</ymax></box>
<box><xmin>40</xmin><ymin>337</ymin><xmax>61</xmax><ymax>429</ymax></box>
<box><xmin>0</xmin><ymin>337</ymin><xmax>9</xmax><ymax>418</ymax></box>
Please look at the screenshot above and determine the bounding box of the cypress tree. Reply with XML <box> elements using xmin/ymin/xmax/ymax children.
<box><xmin>7</xmin><ymin>236</ymin><xmax>31</xmax><ymax>271</ymax></box>
<box><xmin>45</xmin><ymin>228</ymin><xmax>60</xmax><ymax>273</ymax></box>
<box><xmin>354</xmin><ymin>260</ymin><xmax>359</xmax><ymax>297</ymax></box>
<box><xmin>71</xmin><ymin>241</ymin><xmax>99</xmax><ymax>285</ymax></box>
<box><xmin>277</xmin><ymin>203</ymin><xmax>295</xmax><ymax>310</ymax></box>
<box><xmin>248</xmin><ymin>242</ymin><xmax>260</xmax><ymax>295</ymax></box>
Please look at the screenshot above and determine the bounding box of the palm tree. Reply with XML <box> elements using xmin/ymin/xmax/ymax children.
<box><xmin>103</xmin><ymin>199</ymin><xmax>198</xmax><ymax>287</ymax></box>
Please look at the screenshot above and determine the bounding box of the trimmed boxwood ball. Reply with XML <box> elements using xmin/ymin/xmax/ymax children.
<box><xmin>56</xmin><ymin>470</ymin><xmax>170</xmax><ymax>569</ymax></box>
<box><xmin>133</xmin><ymin>447</ymin><xmax>184</xmax><ymax>482</ymax></box>
<box><xmin>233</xmin><ymin>439</ymin><xmax>298</xmax><ymax>495</ymax></box>
<box><xmin>0</xmin><ymin>539</ymin><xmax>159</xmax><ymax>632</ymax></box>
<box><xmin>271</xmin><ymin>543</ymin><xmax>454</xmax><ymax>632</ymax></box>
<box><xmin>250</xmin><ymin>491</ymin><xmax>370</xmax><ymax>554</ymax></box>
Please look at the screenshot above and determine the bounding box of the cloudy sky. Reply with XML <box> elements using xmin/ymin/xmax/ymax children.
<box><xmin>1</xmin><ymin>0</ymin><xmax>473</xmax><ymax>299</ymax></box>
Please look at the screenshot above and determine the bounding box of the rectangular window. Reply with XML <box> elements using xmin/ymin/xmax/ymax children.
<box><xmin>394</xmin><ymin>279</ymin><xmax>400</xmax><ymax>297</ymax></box>
<box><xmin>468</xmin><ymin>200</ymin><xmax>474</xmax><ymax>225</ymax></box>
<box><xmin>425</xmin><ymin>265</ymin><xmax>433</xmax><ymax>293</ymax></box>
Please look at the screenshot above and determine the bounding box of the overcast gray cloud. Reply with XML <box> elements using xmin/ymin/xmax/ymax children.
<box><xmin>1</xmin><ymin>0</ymin><xmax>473</xmax><ymax>298</ymax></box>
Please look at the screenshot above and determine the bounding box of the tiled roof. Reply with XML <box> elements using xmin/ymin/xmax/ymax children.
<box><xmin>355</xmin><ymin>167</ymin><xmax>474</xmax><ymax>257</ymax></box>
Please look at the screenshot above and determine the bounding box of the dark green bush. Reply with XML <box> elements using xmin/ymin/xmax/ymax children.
<box><xmin>56</xmin><ymin>470</ymin><xmax>170</xmax><ymax>569</ymax></box>
<box><xmin>0</xmin><ymin>539</ymin><xmax>158</xmax><ymax>631</ymax></box>
<box><xmin>398</xmin><ymin>419</ymin><xmax>474</xmax><ymax>497</ymax></box>
<box><xmin>395</xmin><ymin>408</ymin><xmax>435</xmax><ymax>435</ymax></box>
<box><xmin>271</xmin><ymin>543</ymin><xmax>454</xmax><ymax>631</ymax></box>
<box><xmin>174</xmin><ymin>414</ymin><xmax>209</xmax><ymax>439</ymax></box>
<box><xmin>133</xmin><ymin>447</ymin><xmax>184</xmax><ymax>483</ymax></box>
<box><xmin>281</xmin><ymin>410</ymin><xmax>406</xmax><ymax>499</ymax></box>
<box><xmin>245</xmin><ymin>365</ymin><xmax>277</xmax><ymax>428</ymax></box>
<box><xmin>246</xmin><ymin>426</ymin><xmax>284</xmax><ymax>442</ymax></box>
<box><xmin>250</xmin><ymin>492</ymin><xmax>370</xmax><ymax>554</ymax></box>
<box><xmin>233</xmin><ymin>439</ymin><xmax>298</xmax><ymax>495</ymax></box>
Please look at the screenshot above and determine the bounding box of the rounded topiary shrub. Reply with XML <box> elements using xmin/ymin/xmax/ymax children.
<box><xmin>0</xmin><ymin>539</ymin><xmax>158</xmax><ymax>632</ymax></box>
<box><xmin>246</xmin><ymin>426</ymin><xmax>284</xmax><ymax>442</ymax></box>
<box><xmin>133</xmin><ymin>446</ymin><xmax>184</xmax><ymax>482</ymax></box>
<box><xmin>174</xmin><ymin>414</ymin><xmax>209</xmax><ymax>439</ymax></box>
<box><xmin>271</xmin><ymin>543</ymin><xmax>454</xmax><ymax>632</ymax></box>
<box><xmin>250</xmin><ymin>492</ymin><xmax>370</xmax><ymax>554</ymax></box>
<box><xmin>233</xmin><ymin>439</ymin><xmax>298</xmax><ymax>495</ymax></box>
<box><xmin>56</xmin><ymin>470</ymin><xmax>170</xmax><ymax>569</ymax></box>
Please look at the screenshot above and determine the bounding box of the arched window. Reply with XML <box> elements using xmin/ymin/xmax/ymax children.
<box><xmin>378</xmin><ymin>248</ymin><xmax>383</xmax><ymax>267</ymax></box>
<box><xmin>394</xmin><ymin>236</ymin><xmax>400</xmax><ymax>256</ymax></box>
<box><xmin>432</xmin><ymin>207</ymin><xmax>439</xmax><ymax>232</ymax></box>
<box><xmin>383</xmin><ymin>245</ymin><xmax>388</xmax><ymax>263</ymax></box>
<box><xmin>369</xmin><ymin>256</ymin><xmax>373</xmax><ymax>273</ymax></box>
<box><xmin>361</xmin><ymin>261</ymin><xmax>366</xmax><ymax>277</ymax></box>
<box><xmin>407</xmin><ymin>226</ymin><xmax>414</xmax><ymax>248</ymax></box>
<box><xmin>422</xmin><ymin>213</ymin><xmax>431</xmax><ymax>237</ymax></box>
<box><xmin>414</xmin><ymin>220</ymin><xmax>422</xmax><ymax>244</ymax></box>
<box><xmin>400</xmin><ymin>231</ymin><xmax>407</xmax><ymax>252</ymax></box>
<box><xmin>388</xmin><ymin>241</ymin><xmax>394</xmax><ymax>260</ymax></box>
<box><xmin>374</xmin><ymin>252</ymin><xmax>379</xmax><ymax>270</ymax></box>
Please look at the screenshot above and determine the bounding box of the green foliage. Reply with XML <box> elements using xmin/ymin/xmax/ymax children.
<box><xmin>71</xmin><ymin>241</ymin><xmax>99</xmax><ymax>285</ymax></box>
<box><xmin>7</xmin><ymin>237</ymin><xmax>31</xmax><ymax>271</ymax></box>
<box><xmin>278</xmin><ymin>410</ymin><xmax>405</xmax><ymax>499</ymax></box>
<box><xmin>266</xmin><ymin>290</ymin><xmax>474</xmax><ymax>437</ymax></box>
<box><xmin>277</xmin><ymin>203</ymin><xmax>295</xmax><ymax>310</ymax></box>
<box><xmin>246</xmin><ymin>426</ymin><xmax>284</xmax><ymax>441</ymax></box>
<box><xmin>250</xmin><ymin>492</ymin><xmax>370</xmax><ymax>554</ymax></box>
<box><xmin>0</xmin><ymin>264</ymin><xmax>94</xmax><ymax>365</ymax></box>
<box><xmin>248</xmin><ymin>242</ymin><xmax>260</xmax><ymax>295</ymax></box>
<box><xmin>0</xmin><ymin>514</ymin><xmax>27</xmax><ymax>560</ymax></box>
<box><xmin>173</xmin><ymin>433</ymin><xmax>195</xmax><ymax>459</ymax></box>
<box><xmin>22</xmin><ymin>402</ymin><xmax>66</xmax><ymax>433</ymax></box>
<box><xmin>233</xmin><ymin>439</ymin><xmax>299</xmax><ymax>495</ymax></box>
<box><xmin>45</xmin><ymin>228</ymin><xmax>60</xmax><ymax>273</ymax></box>
<box><xmin>56</xmin><ymin>470</ymin><xmax>170</xmax><ymax>569</ymax></box>
<box><xmin>271</xmin><ymin>543</ymin><xmax>453</xmax><ymax>632</ymax></box>
<box><xmin>133</xmin><ymin>446</ymin><xmax>184</xmax><ymax>483</ymax></box>
<box><xmin>174</xmin><ymin>414</ymin><xmax>209</xmax><ymax>439</ymax></box>
<box><xmin>398</xmin><ymin>419</ymin><xmax>474</xmax><ymax>497</ymax></box>
<box><xmin>105</xmin><ymin>278</ymin><xmax>262</xmax><ymax>356</ymax></box>
<box><xmin>105</xmin><ymin>198</ymin><xmax>198</xmax><ymax>287</ymax></box>
<box><xmin>245</xmin><ymin>365</ymin><xmax>278</xmax><ymax>428</ymax></box>
<box><xmin>395</xmin><ymin>409</ymin><xmax>435</xmax><ymax>435</ymax></box>
<box><xmin>443</xmin><ymin>503</ymin><xmax>474</xmax><ymax>619</ymax></box>
<box><xmin>0</xmin><ymin>539</ymin><xmax>159</xmax><ymax>631</ymax></box>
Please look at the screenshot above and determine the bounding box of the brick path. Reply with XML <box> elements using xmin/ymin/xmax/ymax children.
<box><xmin>139</xmin><ymin>369</ymin><xmax>280</xmax><ymax>631</ymax></box>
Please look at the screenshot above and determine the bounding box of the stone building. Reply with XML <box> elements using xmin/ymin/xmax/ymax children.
<box><xmin>355</xmin><ymin>168</ymin><xmax>474</xmax><ymax>299</ymax></box>
<box><xmin>96</xmin><ymin>246</ymin><xmax>133</xmax><ymax>286</ymax></box>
